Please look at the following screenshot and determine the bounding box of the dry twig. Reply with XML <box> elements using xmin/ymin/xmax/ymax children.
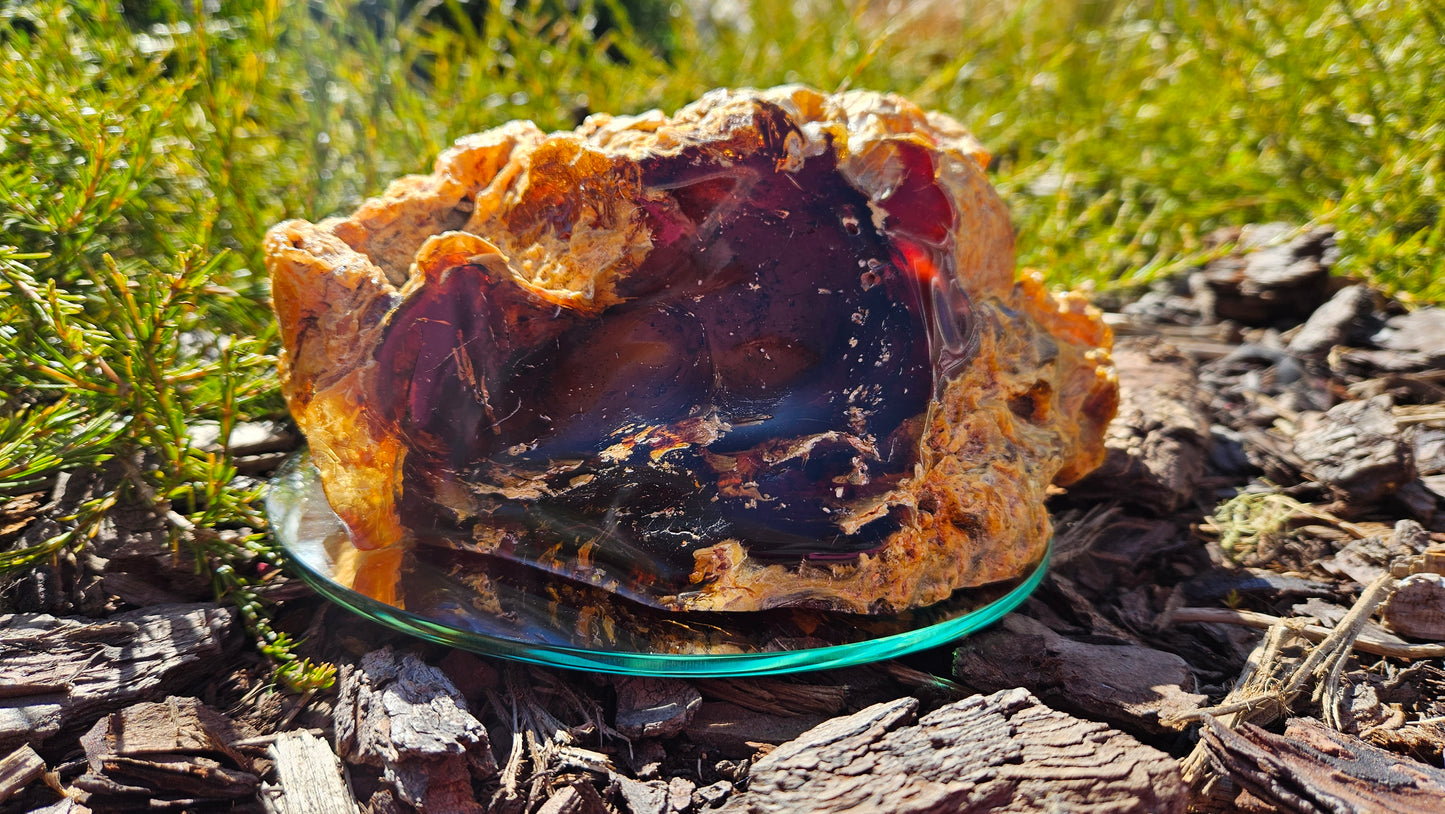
<box><xmin>1170</xmin><ymin>572</ymin><xmax>1402</xmax><ymax>789</ymax></box>
<box><xmin>1168</xmin><ymin>608</ymin><xmax>1445</xmax><ymax>659</ymax></box>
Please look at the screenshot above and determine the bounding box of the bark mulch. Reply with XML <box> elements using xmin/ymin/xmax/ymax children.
<box><xmin>4</xmin><ymin>223</ymin><xmax>1444</xmax><ymax>813</ymax></box>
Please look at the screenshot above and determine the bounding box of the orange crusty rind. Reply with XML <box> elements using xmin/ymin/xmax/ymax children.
<box><xmin>266</xmin><ymin>86</ymin><xmax>1118</xmax><ymax>612</ymax></box>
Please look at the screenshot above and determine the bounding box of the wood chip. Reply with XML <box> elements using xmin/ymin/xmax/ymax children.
<box><xmin>692</xmin><ymin>678</ymin><xmax>848</xmax><ymax>718</ymax></box>
<box><xmin>683</xmin><ymin>702</ymin><xmax>830</xmax><ymax>759</ymax></box>
<box><xmin>1321</xmin><ymin>518</ymin><xmax>1433</xmax><ymax>584</ymax></box>
<box><xmin>613</xmin><ymin>676</ymin><xmax>702</xmax><ymax>739</ymax></box>
<box><xmin>262</xmin><ymin>730</ymin><xmax>361</xmax><ymax>814</ymax></box>
<box><xmin>693</xmin><ymin>780</ymin><xmax>732</xmax><ymax>810</ymax></box>
<box><xmin>78</xmin><ymin>696</ymin><xmax>255</xmax><ymax>773</ymax></box>
<box><xmin>534</xmin><ymin>780</ymin><xmax>609</xmax><ymax>814</ymax></box>
<box><xmin>28</xmin><ymin>799</ymin><xmax>89</xmax><ymax>814</ymax></box>
<box><xmin>1373</xmin><ymin>307</ymin><xmax>1445</xmax><ymax>360</ymax></box>
<box><xmin>1201</xmin><ymin>716</ymin><xmax>1445</xmax><ymax>813</ymax></box>
<box><xmin>953</xmin><ymin>614</ymin><xmax>1206</xmax><ymax>733</ymax></box>
<box><xmin>1293</xmin><ymin>395</ymin><xmax>1416</xmax><ymax>504</ymax></box>
<box><xmin>69</xmin><ymin>696</ymin><xmax>261</xmax><ymax>810</ymax></box>
<box><xmin>1070</xmin><ymin>339</ymin><xmax>1212</xmax><ymax>512</ymax></box>
<box><xmin>1198</xmin><ymin>223</ymin><xmax>1335</xmax><ymax>326</ymax></box>
<box><xmin>611</xmin><ymin>773</ymin><xmax>668</xmax><ymax>814</ymax></box>
<box><xmin>1288</xmin><ymin>284</ymin><xmax>1376</xmax><ymax>355</ymax></box>
<box><xmin>666</xmin><ymin>777</ymin><xmax>694</xmax><ymax>813</ymax></box>
<box><xmin>97</xmin><ymin>753</ymin><xmax>259</xmax><ymax>799</ymax></box>
<box><xmin>536</xmin><ymin>785</ymin><xmax>585</xmax><ymax>814</ymax></box>
<box><xmin>335</xmin><ymin>647</ymin><xmax>494</xmax><ymax>813</ymax></box>
<box><xmin>1383</xmin><ymin>572</ymin><xmax>1445</xmax><ymax>641</ymax></box>
<box><xmin>0</xmin><ymin>604</ymin><xmax>239</xmax><ymax>754</ymax></box>
<box><xmin>88</xmin><ymin>499</ymin><xmax>213</xmax><ymax>608</ymax></box>
<box><xmin>0</xmin><ymin>743</ymin><xmax>45</xmax><ymax>804</ymax></box>
<box><xmin>720</xmin><ymin>688</ymin><xmax>1186</xmax><ymax>814</ymax></box>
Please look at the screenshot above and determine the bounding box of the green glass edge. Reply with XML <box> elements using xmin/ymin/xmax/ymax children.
<box><xmin>283</xmin><ymin>538</ymin><xmax>1049</xmax><ymax>677</ymax></box>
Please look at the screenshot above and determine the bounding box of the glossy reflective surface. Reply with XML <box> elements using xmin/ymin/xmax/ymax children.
<box><xmin>368</xmin><ymin>117</ymin><xmax>980</xmax><ymax>609</ymax></box>
<box><xmin>268</xmin><ymin>454</ymin><xmax>1047</xmax><ymax>675</ymax></box>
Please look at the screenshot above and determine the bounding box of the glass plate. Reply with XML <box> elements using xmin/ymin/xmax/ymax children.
<box><xmin>267</xmin><ymin>453</ymin><xmax>1047</xmax><ymax>676</ymax></box>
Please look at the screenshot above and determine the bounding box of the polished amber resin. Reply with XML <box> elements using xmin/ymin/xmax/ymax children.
<box><xmin>266</xmin><ymin>87</ymin><xmax>1117</xmax><ymax>614</ymax></box>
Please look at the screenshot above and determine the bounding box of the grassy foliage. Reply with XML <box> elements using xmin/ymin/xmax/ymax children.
<box><xmin>0</xmin><ymin>0</ymin><xmax>1440</xmax><ymax>686</ymax></box>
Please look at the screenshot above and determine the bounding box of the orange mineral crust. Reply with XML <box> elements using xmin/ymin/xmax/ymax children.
<box><xmin>266</xmin><ymin>86</ymin><xmax>1118</xmax><ymax>613</ymax></box>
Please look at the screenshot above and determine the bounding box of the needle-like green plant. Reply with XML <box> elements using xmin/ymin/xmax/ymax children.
<box><xmin>1</xmin><ymin>0</ymin><xmax>1441</xmax><ymax>691</ymax></box>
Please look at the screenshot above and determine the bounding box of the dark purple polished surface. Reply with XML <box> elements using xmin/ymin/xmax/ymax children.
<box><xmin>372</xmin><ymin>105</ymin><xmax>975</xmax><ymax>606</ymax></box>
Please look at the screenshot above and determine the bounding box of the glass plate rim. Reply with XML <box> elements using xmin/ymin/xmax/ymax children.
<box><xmin>270</xmin><ymin>455</ymin><xmax>1049</xmax><ymax>677</ymax></box>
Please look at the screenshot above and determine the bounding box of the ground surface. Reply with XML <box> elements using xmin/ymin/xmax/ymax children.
<box><xmin>4</xmin><ymin>225</ymin><xmax>1445</xmax><ymax>812</ymax></box>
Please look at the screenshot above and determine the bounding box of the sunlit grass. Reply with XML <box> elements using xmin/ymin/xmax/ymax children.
<box><xmin>1</xmin><ymin>0</ymin><xmax>1440</xmax><ymax>685</ymax></box>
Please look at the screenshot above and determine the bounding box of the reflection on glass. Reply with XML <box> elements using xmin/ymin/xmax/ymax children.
<box><xmin>268</xmin><ymin>454</ymin><xmax>1047</xmax><ymax>676</ymax></box>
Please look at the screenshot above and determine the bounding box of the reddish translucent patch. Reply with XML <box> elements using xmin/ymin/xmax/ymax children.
<box><xmin>374</xmin><ymin>106</ymin><xmax>976</xmax><ymax>605</ymax></box>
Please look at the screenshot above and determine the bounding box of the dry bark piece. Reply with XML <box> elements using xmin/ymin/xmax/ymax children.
<box><xmin>608</xmin><ymin>773</ymin><xmax>727</xmax><ymax>814</ymax></box>
<box><xmin>1321</xmin><ymin>518</ymin><xmax>1434</xmax><ymax>584</ymax></box>
<box><xmin>77</xmin><ymin>696</ymin><xmax>255</xmax><ymax>774</ymax></box>
<box><xmin>611</xmin><ymin>773</ymin><xmax>669</xmax><ymax>814</ymax></box>
<box><xmin>535</xmin><ymin>786</ymin><xmax>583</xmax><ymax>814</ymax></box>
<box><xmin>613</xmin><ymin>676</ymin><xmax>702</xmax><ymax>739</ymax></box>
<box><xmin>335</xmin><ymin>647</ymin><xmax>495</xmax><ymax>814</ymax></box>
<box><xmin>1181</xmin><ymin>568</ymin><xmax>1336</xmax><ymax>605</ymax></box>
<box><xmin>80</xmin><ymin>754</ymin><xmax>259</xmax><ymax>799</ymax></box>
<box><xmin>720</xmin><ymin>688</ymin><xmax>1186</xmax><ymax>814</ymax></box>
<box><xmin>1287</xmin><ymin>284</ymin><xmax>1378</xmax><ymax>356</ymax></box>
<box><xmin>693</xmin><ymin>781</ymin><xmax>733</xmax><ymax>810</ymax></box>
<box><xmin>1200</xmin><ymin>349</ymin><xmax>1332</xmax><ymax>457</ymax></box>
<box><xmin>1372</xmin><ymin>306</ymin><xmax>1445</xmax><ymax>361</ymax></box>
<box><xmin>267</xmin><ymin>85</ymin><xmax>1118</xmax><ymax>613</ymax></box>
<box><xmin>1069</xmin><ymin>338</ymin><xmax>1212</xmax><ymax>512</ymax></box>
<box><xmin>86</xmin><ymin>497</ymin><xmax>214</xmax><ymax>607</ymax></box>
<box><xmin>0</xmin><ymin>744</ymin><xmax>46</xmax><ymax>804</ymax></box>
<box><xmin>1117</xmin><ymin>275</ymin><xmax>1207</xmax><ymax>326</ymax></box>
<box><xmin>1408</xmin><ymin>417</ymin><xmax>1445</xmax><ymax>474</ymax></box>
<box><xmin>0</xmin><ymin>604</ymin><xmax>239</xmax><ymax>755</ymax></box>
<box><xmin>435</xmin><ymin>650</ymin><xmax>501</xmax><ymax>705</ymax></box>
<box><xmin>362</xmin><ymin>788</ymin><xmax>406</xmax><ymax>814</ymax></box>
<box><xmin>667</xmin><ymin>777</ymin><xmax>695</xmax><ymax>813</ymax></box>
<box><xmin>1333</xmin><ymin>349</ymin><xmax>1445</xmax><ymax>397</ymax></box>
<box><xmin>262</xmin><ymin>730</ymin><xmax>362</xmax><ymax>814</ymax></box>
<box><xmin>528</xmin><ymin>779</ymin><xmax>610</xmax><ymax>814</ymax></box>
<box><xmin>69</xmin><ymin>696</ymin><xmax>261</xmax><ymax>810</ymax></box>
<box><xmin>1201</xmin><ymin>716</ymin><xmax>1445</xmax><ymax>814</ymax></box>
<box><xmin>1358</xmin><ymin>662</ymin><xmax>1445</xmax><ymax>764</ymax></box>
<box><xmin>692</xmin><ymin>677</ymin><xmax>849</xmax><ymax>718</ymax></box>
<box><xmin>683</xmin><ymin>702</ymin><xmax>831</xmax><ymax>759</ymax></box>
<box><xmin>1197</xmin><ymin>223</ymin><xmax>1337</xmax><ymax>326</ymax></box>
<box><xmin>1365</xmin><ymin>724</ymin><xmax>1445</xmax><ymax>769</ymax></box>
<box><xmin>1383</xmin><ymin>572</ymin><xmax>1445</xmax><ymax>640</ymax></box>
<box><xmin>953</xmin><ymin>613</ymin><xmax>1206</xmax><ymax>734</ymax></box>
<box><xmin>1046</xmin><ymin>508</ymin><xmax>1181</xmax><ymax>597</ymax></box>
<box><xmin>1293</xmin><ymin>395</ymin><xmax>1415</xmax><ymax>505</ymax></box>
<box><xmin>27</xmin><ymin>801</ymin><xmax>87</xmax><ymax>814</ymax></box>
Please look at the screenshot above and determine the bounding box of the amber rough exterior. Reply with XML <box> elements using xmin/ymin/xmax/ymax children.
<box><xmin>266</xmin><ymin>86</ymin><xmax>1118</xmax><ymax>613</ymax></box>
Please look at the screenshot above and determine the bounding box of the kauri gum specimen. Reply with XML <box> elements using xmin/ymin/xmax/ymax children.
<box><xmin>266</xmin><ymin>87</ymin><xmax>1118</xmax><ymax>613</ymax></box>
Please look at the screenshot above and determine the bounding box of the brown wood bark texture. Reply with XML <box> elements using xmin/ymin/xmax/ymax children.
<box><xmin>1070</xmin><ymin>338</ymin><xmax>1212</xmax><ymax>512</ymax></box>
<box><xmin>262</xmin><ymin>730</ymin><xmax>363</xmax><ymax>814</ymax></box>
<box><xmin>0</xmin><ymin>604</ymin><xmax>238</xmax><ymax>755</ymax></box>
<box><xmin>720</xmin><ymin>687</ymin><xmax>1187</xmax><ymax>814</ymax></box>
<box><xmin>954</xmin><ymin>613</ymin><xmax>1206</xmax><ymax>735</ymax></box>
<box><xmin>0</xmin><ymin>744</ymin><xmax>46</xmax><ymax>804</ymax></box>
<box><xmin>335</xmin><ymin>646</ymin><xmax>496</xmax><ymax>814</ymax></box>
<box><xmin>70</xmin><ymin>696</ymin><xmax>261</xmax><ymax>810</ymax></box>
<box><xmin>1201</xmin><ymin>716</ymin><xmax>1445</xmax><ymax>814</ymax></box>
